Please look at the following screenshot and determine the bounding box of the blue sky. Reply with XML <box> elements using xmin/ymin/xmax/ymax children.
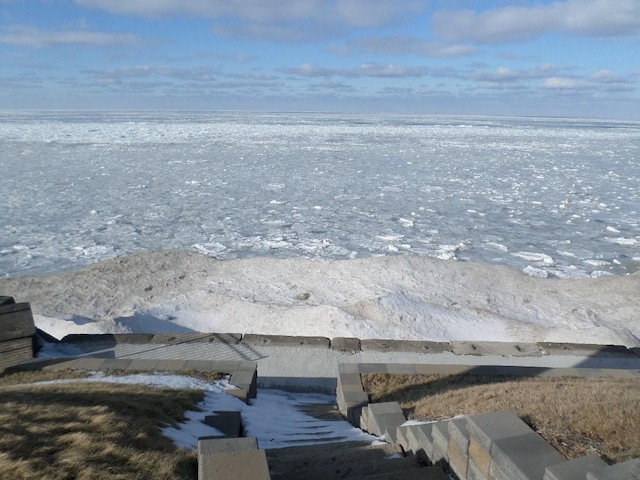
<box><xmin>1</xmin><ymin>0</ymin><xmax>639</xmax><ymax>118</ymax></box>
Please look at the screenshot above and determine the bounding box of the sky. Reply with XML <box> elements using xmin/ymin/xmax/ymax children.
<box><xmin>1</xmin><ymin>0</ymin><xmax>639</xmax><ymax>118</ymax></box>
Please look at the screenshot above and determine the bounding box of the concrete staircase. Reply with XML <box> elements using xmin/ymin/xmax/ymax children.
<box><xmin>264</xmin><ymin>440</ymin><xmax>448</xmax><ymax>480</ymax></box>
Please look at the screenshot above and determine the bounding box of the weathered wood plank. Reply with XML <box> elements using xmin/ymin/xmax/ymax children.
<box><xmin>0</xmin><ymin>303</ymin><xmax>36</xmax><ymax>342</ymax></box>
<box><xmin>0</xmin><ymin>337</ymin><xmax>33</xmax><ymax>354</ymax></box>
<box><xmin>0</xmin><ymin>346</ymin><xmax>34</xmax><ymax>370</ymax></box>
<box><xmin>0</xmin><ymin>296</ymin><xmax>16</xmax><ymax>306</ymax></box>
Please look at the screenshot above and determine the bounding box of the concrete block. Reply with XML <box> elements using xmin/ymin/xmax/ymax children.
<box><xmin>195</xmin><ymin>333</ymin><xmax>242</xmax><ymax>344</ymax></box>
<box><xmin>447</xmin><ymin>436</ymin><xmax>469</xmax><ymax>479</ymax></box>
<box><xmin>41</xmin><ymin>358</ymin><xmax>79</xmax><ymax>371</ymax></box>
<box><xmin>242</xmin><ymin>334</ymin><xmax>330</xmax><ymax>348</ymax></box>
<box><xmin>385</xmin><ymin>363</ymin><xmax>418</xmax><ymax>375</ymax></box>
<box><xmin>124</xmin><ymin>359</ymin><xmax>159</xmax><ymax>371</ymax></box>
<box><xmin>468</xmin><ymin>435</ymin><xmax>492</xmax><ymax>479</ymax></box>
<box><xmin>491</xmin><ymin>433</ymin><xmax>565</xmax><ymax>480</ymax></box>
<box><xmin>448</xmin><ymin>417</ymin><xmax>470</xmax><ymax>449</ymax></box>
<box><xmin>337</xmin><ymin>390</ymin><xmax>368</xmax><ymax>425</ymax></box>
<box><xmin>414</xmin><ymin>364</ymin><xmax>472</xmax><ymax>376</ymax></box>
<box><xmin>198</xmin><ymin>436</ymin><xmax>257</xmax><ymax>455</ymax></box>
<box><xmin>431</xmin><ymin>421</ymin><xmax>450</xmax><ymax>464</ymax></box>
<box><xmin>230</xmin><ymin>365</ymin><xmax>257</xmax><ymax>399</ymax></box>
<box><xmin>61</xmin><ymin>333</ymin><xmax>153</xmax><ymax>344</ymax></box>
<box><xmin>360</xmin><ymin>339</ymin><xmax>452</xmax><ymax>354</ymax></box>
<box><xmin>407</xmin><ymin>423</ymin><xmax>435</xmax><ymax>460</ymax></box>
<box><xmin>98</xmin><ymin>358</ymin><xmax>133</xmax><ymax>370</ymax></box>
<box><xmin>466</xmin><ymin>410</ymin><xmax>534</xmax><ymax>452</ymax></box>
<box><xmin>451</xmin><ymin>341</ymin><xmax>542</xmax><ymax>357</ymax></box>
<box><xmin>331</xmin><ymin>337</ymin><xmax>361</xmax><ymax>353</ymax></box>
<box><xmin>586</xmin><ymin>458</ymin><xmax>640</xmax><ymax>480</ymax></box>
<box><xmin>363</xmin><ymin>402</ymin><xmax>406</xmax><ymax>443</ymax></box>
<box><xmin>203</xmin><ymin>411</ymin><xmax>242</xmax><ymax>438</ymax></box>
<box><xmin>358</xmin><ymin>363</ymin><xmax>388</xmax><ymax>374</ymax></box>
<box><xmin>544</xmin><ymin>455</ymin><xmax>608</xmax><ymax>480</ymax></box>
<box><xmin>468</xmin><ymin>457</ymin><xmax>488</xmax><ymax>480</ymax></box>
<box><xmin>539</xmin><ymin>342</ymin><xmax>632</xmax><ymax>357</ymax></box>
<box><xmin>183</xmin><ymin>360</ymin><xmax>220</xmax><ymax>372</ymax></box>
<box><xmin>155</xmin><ymin>359</ymin><xmax>188</xmax><ymax>371</ymax></box>
<box><xmin>198</xmin><ymin>448</ymin><xmax>270</xmax><ymax>480</ymax></box>
<box><xmin>338</xmin><ymin>363</ymin><xmax>361</xmax><ymax>374</ymax></box>
<box><xmin>72</xmin><ymin>357</ymin><xmax>108</xmax><ymax>370</ymax></box>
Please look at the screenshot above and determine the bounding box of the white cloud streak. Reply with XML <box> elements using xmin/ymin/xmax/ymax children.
<box><xmin>0</xmin><ymin>26</ymin><xmax>139</xmax><ymax>48</ymax></box>
<box><xmin>433</xmin><ymin>0</ymin><xmax>640</xmax><ymax>43</ymax></box>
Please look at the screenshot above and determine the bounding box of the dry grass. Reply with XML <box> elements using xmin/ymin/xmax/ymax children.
<box><xmin>0</xmin><ymin>370</ymin><xmax>208</xmax><ymax>480</ymax></box>
<box><xmin>362</xmin><ymin>373</ymin><xmax>640</xmax><ymax>463</ymax></box>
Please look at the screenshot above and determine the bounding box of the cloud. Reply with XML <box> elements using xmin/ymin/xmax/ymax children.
<box><xmin>336</xmin><ymin>36</ymin><xmax>477</xmax><ymax>57</ymax></box>
<box><xmin>76</xmin><ymin>0</ymin><xmax>424</xmax><ymax>41</ymax></box>
<box><xmin>284</xmin><ymin>62</ymin><xmax>428</xmax><ymax>78</ymax></box>
<box><xmin>433</xmin><ymin>0</ymin><xmax>640</xmax><ymax>44</ymax></box>
<box><xmin>85</xmin><ymin>65</ymin><xmax>218</xmax><ymax>84</ymax></box>
<box><xmin>0</xmin><ymin>25</ymin><xmax>140</xmax><ymax>48</ymax></box>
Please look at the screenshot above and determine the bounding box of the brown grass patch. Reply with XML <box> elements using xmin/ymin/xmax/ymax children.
<box><xmin>362</xmin><ymin>373</ymin><xmax>640</xmax><ymax>463</ymax></box>
<box><xmin>0</xmin><ymin>370</ymin><xmax>207</xmax><ymax>479</ymax></box>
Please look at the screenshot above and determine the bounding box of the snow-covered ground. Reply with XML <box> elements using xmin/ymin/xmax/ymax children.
<box><xmin>2</xmin><ymin>251</ymin><xmax>639</xmax><ymax>347</ymax></box>
<box><xmin>26</xmin><ymin>371</ymin><xmax>378</xmax><ymax>450</ymax></box>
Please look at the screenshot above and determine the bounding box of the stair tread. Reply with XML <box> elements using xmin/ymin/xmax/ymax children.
<box><xmin>267</xmin><ymin>442</ymin><xmax>425</xmax><ymax>480</ymax></box>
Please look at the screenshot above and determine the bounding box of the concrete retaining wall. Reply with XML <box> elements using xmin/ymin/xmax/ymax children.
<box><xmin>59</xmin><ymin>332</ymin><xmax>640</xmax><ymax>359</ymax></box>
<box><xmin>338</xmin><ymin>362</ymin><xmax>640</xmax><ymax>480</ymax></box>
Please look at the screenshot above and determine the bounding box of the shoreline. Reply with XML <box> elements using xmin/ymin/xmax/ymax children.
<box><xmin>1</xmin><ymin>251</ymin><xmax>639</xmax><ymax>347</ymax></box>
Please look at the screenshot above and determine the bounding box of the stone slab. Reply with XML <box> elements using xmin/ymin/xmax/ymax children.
<box><xmin>448</xmin><ymin>417</ymin><xmax>470</xmax><ymax>449</ymax></box>
<box><xmin>198</xmin><ymin>436</ymin><xmax>258</xmax><ymax>456</ymax></box>
<box><xmin>360</xmin><ymin>339</ymin><xmax>452</xmax><ymax>354</ymax></box>
<box><xmin>72</xmin><ymin>358</ymin><xmax>108</xmax><ymax>370</ymax></box>
<box><xmin>491</xmin><ymin>432</ymin><xmax>565</xmax><ymax>480</ymax></box>
<box><xmin>182</xmin><ymin>360</ymin><xmax>219</xmax><ymax>372</ymax></box>
<box><xmin>230</xmin><ymin>368</ymin><xmax>257</xmax><ymax>399</ymax></box>
<box><xmin>203</xmin><ymin>411</ymin><xmax>242</xmax><ymax>438</ymax></box>
<box><xmin>447</xmin><ymin>435</ymin><xmax>469</xmax><ymax>479</ymax></box>
<box><xmin>61</xmin><ymin>333</ymin><xmax>153</xmax><ymax>344</ymax></box>
<box><xmin>586</xmin><ymin>458</ymin><xmax>640</xmax><ymax>480</ymax></box>
<box><xmin>358</xmin><ymin>363</ymin><xmax>388</xmax><ymax>374</ymax></box>
<box><xmin>466</xmin><ymin>410</ymin><xmax>534</xmax><ymax>452</ymax></box>
<box><xmin>98</xmin><ymin>358</ymin><xmax>133</xmax><ymax>370</ymax></box>
<box><xmin>544</xmin><ymin>455</ymin><xmax>608</xmax><ymax>480</ymax></box>
<box><xmin>539</xmin><ymin>342</ymin><xmax>632</xmax><ymax>357</ymax></box>
<box><xmin>468</xmin><ymin>435</ymin><xmax>492</xmax><ymax>478</ymax></box>
<box><xmin>338</xmin><ymin>363</ymin><xmax>361</xmax><ymax>374</ymax></box>
<box><xmin>242</xmin><ymin>334</ymin><xmax>330</xmax><ymax>348</ymax></box>
<box><xmin>150</xmin><ymin>333</ymin><xmax>242</xmax><ymax>345</ymax></box>
<box><xmin>467</xmin><ymin>458</ymin><xmax>487</xmax><ymax>480</ymax></box>
<box><xmin>330</xmin><ymin>337</ymin><xmax>361</xmax><ymax>353</ymax></box>
<box><xmin>154</xmin><ymin>359</ymin><xmax>188</xmax><ymax>371</ymax></box>
<box><xmin>198</xmin><ymin>449</ymin><xmax>270</xmax><ymax>480</ymax></box>
<box><xmin>41</xmin><ymin>358</ymin><xmax>80</xmax><ymax>371</ymax></box>
<box><xmin>451</xmin><ymin>341</ymin><xmax>542</xmax><ymax>357</ymax></box>
<box><xmin>386</xmin><ymin>363</ymin><xmax>418</xmax><ymax>375</ymax></box>
<box><xmin>431</xmin><ymin>421</ymin><xmax>450</xmax><ymax>464</ymax></box>
<box><xmin>125</xmin><ymin>359</ymin><xmax>160</xmax><ymax>371</ymax></box>
<box><xmin>414</xmin><ymin>364</ymin><xmax>473</xmax><ymax>376</ymax></box>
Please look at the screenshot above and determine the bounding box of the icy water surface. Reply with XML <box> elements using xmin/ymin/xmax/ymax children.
<box><xmin>1</xmin><ymin>111</ymin><xmax>639</xmax><ymax>278</ymax></box>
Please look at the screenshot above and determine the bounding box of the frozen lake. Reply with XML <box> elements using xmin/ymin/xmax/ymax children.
<box><xmin>2</xmin><ymin>111</ymin><xmax>639</xmax><ymax>278</ymax></box>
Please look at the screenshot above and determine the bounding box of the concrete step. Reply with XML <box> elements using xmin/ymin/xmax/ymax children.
<box><xmin>265</xmin><ymin>440</ymin><xmax>434</xmax><ymax>480</ymax></box>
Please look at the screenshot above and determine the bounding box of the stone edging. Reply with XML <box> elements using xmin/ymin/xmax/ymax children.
<box><xmin>336</xmin><ymin>362</ymin><xmax>640</xmax><ymax>480</ymax></box>
<box><xmin>57</xmin><ymin>333</ymin><xmax>640</xmax><ymax>359</ymax></box>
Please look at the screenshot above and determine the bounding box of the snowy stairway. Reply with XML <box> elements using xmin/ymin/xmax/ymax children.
<box><xmin>264</xmin><ymin>440</ymin><xmax>448</xmax><ymax>480</ymax></box>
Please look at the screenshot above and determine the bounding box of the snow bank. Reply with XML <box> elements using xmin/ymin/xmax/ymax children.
<box><xmin>1</xmin><ymin>251</ymin><xmax>639</xmax><ymax>346</ymax></box>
